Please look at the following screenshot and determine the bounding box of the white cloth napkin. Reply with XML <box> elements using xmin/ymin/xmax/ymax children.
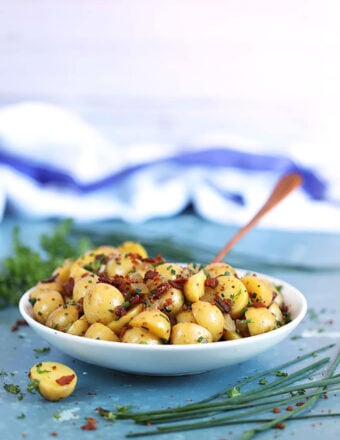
<box><xmin>0</xmin><ymin>102</ymin><xmax>339</xmax><ymax>231</ymax></box>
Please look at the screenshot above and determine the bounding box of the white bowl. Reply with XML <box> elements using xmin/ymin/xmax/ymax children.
<box><xmin>19</xmin><ymin>270</ymin><xmax>307</xmax><ymax>376</ymax></box>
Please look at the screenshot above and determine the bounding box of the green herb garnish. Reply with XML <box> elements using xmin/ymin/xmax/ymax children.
<box><xmin>0</xmin><ymin>219</ymin><xmax>90</xmax><ymax>308</ymax></box>
<box><xmin>96</xmin><ymin>344</ymin><xmax>339</xmax><ymax>438</ymax></box>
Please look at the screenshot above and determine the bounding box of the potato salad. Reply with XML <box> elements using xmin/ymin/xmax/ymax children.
<box><xmin>28</xmin><ymin>241</ymin><xmax>289</xmax><ymax>345</ymax></box>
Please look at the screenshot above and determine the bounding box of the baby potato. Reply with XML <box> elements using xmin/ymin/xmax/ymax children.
<box><xmin>176</xmin><ymin>310</ymin><xmax>196</xmax><ymax>323</ymax></box>
<box><xmin>52</xmin><ymin>258</ymin><xmax>74</xmax><ymax>284</ymax></box>
<box><xmin>204</xmin><ymin>262</ymin><xmax>237</xmax><ymax>278</ymax></box>
<box><xmin>129</xmin><ymin>309</ymin><xmax>171</xmax><ymax>342</ymax></box>
<box><xmin>45</xmin><ymin>303</ymin><xmax>79</xmax><ymax>331</ymax></box>
<box><xmin>106</xmin><ymin>255</ymin><xmax>135</xmax><ymax>277</ymax></box>
<box><xmin>67</xmin><ymin>315</ymin><xmax>89</xmax><ymax>336</ymax></box>
<box><xmin>83</xmin><ymin>282</ymin><xmax>124</xmax><ymax>324</ymax></box>
<box><xmin>191</xmin><ymin>301</ymin><xmax>224</xmax><ymax>341</ymax></box>
<box><xmin>223</xmin><ymin>330</ymin><xmax>243</xmax><ymax>341</ymax></box>
<box><xmin>183</xmin><ymin>270</ymin><xmax>207</xmax><ymax>302</ymax></box>
<box><xmin>85</xmin><ymin>323</ymin><xmax>120</xmax><ymax>341</ymax></box>
<box><xmin>241</xmin><ymin>275</ymin><xmax>273</xmax><ymax>307</ymax></box>
<box><xmin>117</xmin><ymin>241</ymin><xmax>148</xmax><ymax>259</ymax></box>
<box><xmin>268</xmin><ymin>302</ymin><xmax>284</xmax><ymax>324</ymax></box>
<box><xmin>214</xmin><ymin>275</ymin><xmax>249</xmax><ymax>319</ymax></box>
<box><xmin>72</xmin><ymin>273</ymin><xmax>98</xmax><ymax>302</ymax></box>
<box><xmin>29</xmin><ymin>281</ymin><xmax>63</xmax><ymax>301</ymax></box>
<box><xmin>69</xmin><ymin>264</ymin><xmax>92</xmax><ymax>283</ymax></box>
<box><xmin>33</xmin><ymin>290</ymin><xmax>64</xmax><ymax>324</ymax></box>
<box><xmin>154</xmin><ymin>263</ymin><xmax>183</xmax><ymax>281</ymax></box>
<box><xmin>152</xmin><ymin>287</ymin><xmax>185</xmax><ymax>316</ymax></box>
<box><xmin>107</xmin><ymin>304</ymin><xmax>144</xmax><ymax>334</ymax></box>
<box><xmin>28</xmin><ymin>362</ymin><xmax>77</xmax><ymax>401</ymax></box>
<box><xmin>171</xmin><ymin>322</ymin><xmax>213</xmax><ymax>344</ymax></box>
<box><xmin>245</xmin><ymin>307</ymin><xmax>276</xmax><ymax>336</ymax></box>
<box><xmin>121</xmin><ymin>327</ymin><xmax>161</xmax><ymax>344</ymax></box>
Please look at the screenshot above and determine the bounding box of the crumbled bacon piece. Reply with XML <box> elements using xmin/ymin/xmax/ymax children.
<box><xmin>40</xmin><ymin>274</ymin><xmax>58</xmax><ymax>283</ymax></box>
<box><xmin>144</xmin><ymin>270</ymin><xmax>159</xmax><ymax>281</ymax></box>
<box><xmin>169</xmin><ymin>278</ymin><xmax>186</xmax><ymax>290</ymax></box>
<box><xmin>81</xmin><ymin>418</ymin><xmax>97</xmax><ymax>430</ymax></box>
<box><xmin>56</xmin><ymin>374</ymin><xmax>75</xmax><ymax>386</ymax></box>
<box><xmin>142</xmin><ymin>254</ymin><xmax>164</xmax><ymax>264</ymax></box>
<box><xmin>63</xmin><ymin>277</ymin><xmax>74</xmax><ymax>298</ymax></box>
<box><xmin>205</xmin><ymin>277</ymin><xmax>218</xmax><ymax>288</ymax></box>
<box><xmin>214</xmin><ymin>295</ymin><xmax>232</xmax><ymax>313</ymax></box>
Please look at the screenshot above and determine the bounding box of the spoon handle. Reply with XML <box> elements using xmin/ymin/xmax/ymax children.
<box><xmin>210</xmin><ymin>172</ymin><xmax>303</xmax><ymax>263</ymax></box>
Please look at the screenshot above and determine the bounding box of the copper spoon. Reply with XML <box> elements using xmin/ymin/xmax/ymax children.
<box><xmin>210</xmin><ymin>172</ymin><xmax>303</xmax><ymax>263</ymax></box>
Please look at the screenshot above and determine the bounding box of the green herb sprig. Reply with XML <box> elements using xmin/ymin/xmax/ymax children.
<box><xmin>96</xmin><ymin>344</ymin><xmax>339</xmax><ymax>438</ymax></box>
<box><xmin>0</xmin><ymin>219</ymin><xmax>90</xmax><ymax>308</ymax></box>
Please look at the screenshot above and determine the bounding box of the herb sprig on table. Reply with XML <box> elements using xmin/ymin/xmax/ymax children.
<box><xmin>96</xmin><ymin>344</ymin><xmax>340</xmax><ymax>439</ymax></box>
<box><xmin>0</xmin><ymin>220</ymin><xmax>90</xmax><ymax>309</ymax></box>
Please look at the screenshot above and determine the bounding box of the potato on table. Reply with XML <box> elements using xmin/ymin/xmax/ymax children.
<box><xmin>28</xmin><ymin>362</ymin><xmax>77</xmax><ymax>401</ymax></box>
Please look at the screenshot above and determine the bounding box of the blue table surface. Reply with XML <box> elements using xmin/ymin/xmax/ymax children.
<box><xmin>0</xmin><ymin>214</ymin><xmax>339</xmax><ymax>440</ymax></box>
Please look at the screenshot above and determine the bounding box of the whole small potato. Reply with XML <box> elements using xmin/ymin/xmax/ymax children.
<box><xmin>107</xmin><ymin>304</ymin><xmax>144</xmax><ymax>334</ymax></box>
<box><xmin>72</xmin><ymin>273</ymin><xmax>98</xmax><ymax>302</ymax></box>
<box><xmin>29</xmin><ymin>281</ymin><xmax>63</xmax><ymax>301</ymax></box>
<box><xmin>129</xmin><ymin>309</ymin><xmax>171</xmax><ymax>342</ymax></box>
<box><xmin>117</xmin><ymin>241</ymin><xmax>148</xmax><ymax>258</ymax></box>
<box><xmin>183</xmin><ymin>270</ymin><xmax>207</xmax><ymax>302</ymax></box>
<box><xmin>28</xmin><ymin>362</ymin><xmax>77</xmax><ymax>401</ymax></box>
<box><xmin>83</xmin><ymin>282</ymin><xmax>124</xmax><ymax>324</ymax></box>
<box><xmin>45</xmin><ymin>303</ymin><xmax>79</xmax><ymax>331</ymax></box>
<box><xmin>171</xmin><ymin>322</ymin><xmax>213</xmax><ymax>344</ymax></box>
<box><xmin>175</xmin><ymin>310</ymin><xmax>196</xmax><ymax>324</ymax></box>
<box><xmin>204</xmin><ymin>262</ymin><xmax>237</xmax><ymax>278</ymax></box>
<box><xmin>154</xmin><ymin>263</ymin><xmax>183</xmax><ymax>281</ymax></box>
<box><xmin>213</xmin><ymin>275</ymin><xmax>249</xmax><ymax>319</ymax></box>
<box><xmin>33</xmin><ymin>290</ymin><xmax>64</xmax><ymax>324</ymax></box>
<box><xmin>191</xmin><ymin>301</ymin><xmax>224</xmax><ymax>341</ymax></box>
<box><xmin>121</xmin><ymin>327</ymin><xmax>161</xmax><ymax>344</ymax></box>
<box><xmin>152</xmin><ymin>287</ymin><xmax>185</xmax><ymax>316</ymax></box>
<box><xmin>241</xmin><ymin>275</ymin><xmax>273</xmax><ymax>307</ymax></box>
<box><xmin>245</xmin><ymin>307</ymin><xmax>276</xmax><ymax>336</ymax></box>
<box><xmin>85</xmin><ymin>323</ymin><xmax>119</xmax><ymax>341</ymax></box>
<box><xmin>67</xmin><ymin>315</ymin><xmax>89</xmax><ymax>336</ymax></box>
<box><xmin>52</xmin><ymin>258</ymin><xmax>74</xmax><ymax>284</ymax></box>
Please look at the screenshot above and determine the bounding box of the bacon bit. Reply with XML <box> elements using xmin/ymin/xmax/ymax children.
<box><xmin>119</xmin><ymin>325</ymin><xmax>132</xmax><ymax>339</ymax></box>
<box><xmin>323</xmin><ymin>393</ymin><xmax>328</xmax><ymax>399</ymax></box>
<box><xmin>130</xmin><ymin>294</ymin><xmax>142</xmax><ymax>306</ymax></box>
<box><xmin>76</xmin><ymin>297</ymin><xmax>84</xmax><ymax>314</ymax></box>
<box><xmin>272</xmin><ymin>407</ymin><xmax>281</xmax><ymax>413</ymax></box>
<box><xmin>275</xmin><ymin>423</ymin><xmax>286</xmax><ymax>430</ymax></box>
<box><xmin>11</xmin><ymin>319</ymin><xmax>28</xmax><ymax>332</ymax></box>
<box><xmin>169</xmin><ymin>278</ymin><xmax>186</xmax><ymax>290</ymax></box>
<box><xmin>41</xmin><ymin>274</ymin><xmax>58</xmax><ymax>283</ymax></box>
<box><xmin>115</xmin><ymin>305</ymin><xmax>127</xmax><ymax>318</ymax></box>
<box><xmin>63</xmin><ymin>277</ymin><xmax>75</xmax><ymax>298</ymax></box>
<box><xmin>50</xmin><ymin>432</ymin><xmax>58</xmax><ymax>437</ymax></box>
<box><xmin>286</xmin><ymin>405</ymin><xmax>294</xmax><ymax>411</ymax></box>
<box><xmin>52</xmin><ymin>365</ymin><xmax>57</xmax><ymax>370</ymax></box>
<box><xmin>142</xmin><ymin>254</ymin><xmax>164</xmax><ymax>264</ymax></box>
<box><xmin>81</xmin><ymin>418</ymin><xmax>97</xmax><ymax>431</ymax></box>
<box><xmin>155</xmin><ymin>283</ymin><xmax>171</xmax><ymax>298</ymax></box>
<box><xmin>56</xmin><ymin>374</ymin><xmax>75</xmax><ymax>386</ymax></box>
<box><xmin>144</xmin><ymin>270</ymin><xmax>159</xmax><ymax>281</ymax></box>
<box><xmin>214</xmin><ymin>295</ymin><xmax>232</xmax><ymax>313</ymax></box>
<box><xmin>252</xmin><ymin>301</ymin><xmax>266</xmax><ymax>308</ymax></box>
<box><xmin>205</xmin><ymin>277</ymin><xmax>218</xmax><ymax>288</ymax></box>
